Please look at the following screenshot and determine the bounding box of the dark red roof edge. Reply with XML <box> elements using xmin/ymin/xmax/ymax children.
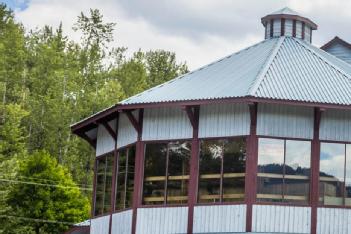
<box><xmin>321</xmin><ymin>36</ymin><xmax>351</xmax><ymax>50</ymax></box>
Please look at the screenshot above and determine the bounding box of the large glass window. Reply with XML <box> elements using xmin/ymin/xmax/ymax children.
<box><xmin>94</xmin><ymin>153</ymin><xmax>114</xmax><ymax>216</ymax></box>
<box><xmin>257</xmin><ymin>138</ymin><xmax>311</xmax><ymax>203</ymax></box>
<box><xmin>143</xmin><ymin>141</ymin><xmax>191</xmax><ymax>205</ymax></box>
<box><xmin>198</xmin><ymin>138</ymin><xmax>246</xmax><ymax>203</ymax></box>
<box><xmin>115</xmin><ymin>146</ymin><xmax>135</xmax><ymax>211</ymax></box>
<box><xmin>319</xmin><ymin>143</ymin><xmax>351</xmax><ymax>206</ymax></box>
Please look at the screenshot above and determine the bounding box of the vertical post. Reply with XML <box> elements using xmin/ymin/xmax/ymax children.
<box><xmin>186</xmin><ymin>106</ymin><xmax>200</xmax><ymax>234</ymax></box>
<box><xmin>293</xmin><ymin>20</ymin><xmax>296</xmax><ymax>37</ymax></box>
<box><xmin>310</xmin><ymin>107</ymin><xmax>322</xmax><ymax>234</ymax></box>
<box><xmin>270</xmin><ymin>19</ymin><xmax>274</xmax><ymax>38</ymax></box>
<box><xmin>91</xmin><ymin>158</ymin><xmax>98</xmax><ymax>218</ymax></box>
<box><xmin>281</xmin><ymin>18</ymin><xmax>285</xmax><ymax>36</ymax></box>
<box><xmin>302</xmin><ymin>22</ymin><xmax>305</xmax><ymax>40</ymax></box>
<box><xmin>131</xmin><ymin>109</ymin><xmax>144</xmax><ymax>234</ymax></box>
<box><xmin>245</xmin><ymin>103</ymin><xmax>258</xmax><ymax>232</ymax></box>
<box><xmin>109</xmin><ymin>114</ymin><xmax>119</xmax><ymax>234</ymax></box>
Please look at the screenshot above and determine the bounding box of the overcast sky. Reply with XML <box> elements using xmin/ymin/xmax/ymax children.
<box><xmin>2</xmin><ymin>0</ymin><xmax>351</xmax><ymax>69</ymax></box>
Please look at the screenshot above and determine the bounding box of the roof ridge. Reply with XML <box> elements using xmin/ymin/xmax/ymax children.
<box><xmin>293</xmin><ymin>37</ymin><xmax>351</xmax><ymax>80</ymax></box>
<box><xmin>120</xmin><ymin>39</ymin><xmax>270</xmax><ymax>104</ymax></box>
<box><xmin>248</xmin><ymin>36</ymin><xmax>286</xmax><ymax>95</ymax></box>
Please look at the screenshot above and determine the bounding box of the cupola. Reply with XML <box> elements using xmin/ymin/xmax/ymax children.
<box><xmin>261</xmin><ymin>7</ymin><xmax>318</xmax><ymax>43</ymax></box>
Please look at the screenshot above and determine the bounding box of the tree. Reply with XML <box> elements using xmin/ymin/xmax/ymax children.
<box><xmin>6</xmin><ymin>151</ymin><xmax>90</xmax><ymax>234</ymax></box>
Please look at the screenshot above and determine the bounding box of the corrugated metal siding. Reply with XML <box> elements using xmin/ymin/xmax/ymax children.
<box><xmin>199</xmin><ymin>103</ymin><xmax>250</xmax><ymax>138</ymax></box>
<box><xmin>273</xmin><ymin>19</ymin><xmax>281</xmax><ymax>37</ymax></box>
<box><xmin>254</xmin><ymin>37</ymin><xmax>351</xmax><ymax>105</ymax></box>
<box><xmin>142</xmin><ymin>107</ymin><xmax>192</xmax><ymax>141</ymax></box>
<box><xmin>111</xmin><ymin>210</ymin><xmax>132</xmax><ymax>234</ymax></box>
<box><xmin>320</xmin><ymin>109</ymin><xmax>351</xmax><ymax>141</ymax></box>
<box><xmin>304</xmin><ymin>26</ymin><xmax>311</xmax><ymax>43</ymax></box>
<box><xmin>317</xmin><ymin>208</ymin><xmax>351</xmax><ymax>234</ymax></box>
<box><xmin>96</xmin><ymin>119</ymin><xmax>116</xmax><ymax>156</ymax></box>
<box><xmin>324</xmin><ymin>43</ymin><xmax>351</xmax><ymax>64</ymax></box>
<box><xmin>119</xmin><ymin>39</ymin><xmax>278</xmax><ymax>105</ymax></box>
<box><xmin>257</xmin><ymin>104</ymin><xmax>314</xmax><ymax>139</ymax></box>
<box><xmin>285</xmin><ymin>19</ymin><xmax>293</xmax><ymax>37</ymax></box>
<box><xmin>135</xmin><ymin>207</ymin><xmax>188</xmax><ymax>234</ymax></box>
<box><xmin>117</xmin><ymin>112</ymin><xmax>138</xmax><ymax>149</ymax></box>
<box><xmin>193</xmin><ymin>205</ymin><xmax>246</xmax><ymax>233</ymax></box>
<box><xmin>252</xmin><ymin>205</ymin><xmax>311</xmax><ymax>233</ymax></box>
<box><xmin>296</xmin><ymin>21</ymin><xmax>302</xmax><ymax>38</ymax></box>
<box><xmin>90</xmin><ymin>215</ymin><xmax>110</xmax><ymax>234</ymax></box>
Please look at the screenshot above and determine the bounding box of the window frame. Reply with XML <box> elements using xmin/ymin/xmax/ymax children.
<box><xmin>93</xmin><ymin>151</ymin><xmax>115</xmax><ymax>218</ymax></box>
<box><xmin>113</xmin><ymin>143</ymin><xmax>136</xmax><ymax>213</ymax></box>
<box><xmin>141</xmin><ymin>139</ymin><xmax>192</xmax><ymax>207</ymax></box>
<box><xmin>197</xmin><ymin>135</ymin><xmax>248</xmax><ymax>205</ymax></box>
<box><xmin>256</xmin><ymin>136</ymin><xmax>312</xmax><ymax>206</ymax></box>
<box><xmin>319</xmin><ymin>140</ymin><xmax>351</xmax><ymax>208</ymax></box>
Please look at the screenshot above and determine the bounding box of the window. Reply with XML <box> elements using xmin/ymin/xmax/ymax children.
<box><xmin>115</xmin><ymin>146</ymin><xmax>135</xmax><ymax>211</ymax></box>
<box><xmin>257</xmin><ymin>138</ymin><xmax>311</xmax><ymax>203</ymax></box>
<box><xmin>142</xmin><ymin>141</ymin><xmax>191</xmax><ymax>205</ymax></box>
<box><xmin>319</xmin><ymin>143</ymin><xmax>351</xmax><ymax>206</ymax></box>
<box><xmin>94</xmin><ymin>153</ymin><xmax>114</xmax><ymax>216</ymax></box>
<box><xmin>198</xmin><ymin>138</ymin><xmax>246</xmax><ymax>203</ymax></box>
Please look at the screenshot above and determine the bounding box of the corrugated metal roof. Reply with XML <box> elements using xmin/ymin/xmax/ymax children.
<box><xmin>270</xmin><ymin>7</ymin><xmax>300</xmax><ymax>15</ymax></box>
<box><xmin>120</xmin><ymin>36</ymin><xmax>351</xmax><ymax>106</ymax></box>
<box><xmin>254</xmin><ymin>37</ymin><xmax>351</xmax><ymax>104</ymax></box>
<box><xmin>120</xmin><ymin>38</ymin><xmax>279</xmax><ymax>105</ymax></box>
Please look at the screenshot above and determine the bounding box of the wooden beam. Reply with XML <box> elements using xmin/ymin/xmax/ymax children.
<box><xmin>100</xmin><ymin>121</ymin><xmax>117</xmax><ymax>140</ymax></box>
<box><xmin>124</xmin><ymin>110</ymin><xmax>141</xmax><ymax>133</ymax></box>
<box><xmin>182</xmin><ymin>105</ymin><xmax>198</xmax><ymax>128</ymax></box>
<box><xmin>79</xmin><ymin>132</ymin><xmax>96</xmax><ymax>148</ymax></box>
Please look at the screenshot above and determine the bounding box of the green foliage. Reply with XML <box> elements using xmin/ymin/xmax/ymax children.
<box><xmin>6</xmin><ymin>151</ymin><xmax>90</xmax><ymax>234</ymax></box>
<box><xmin>0</xmin><ymin>3</ymin><xmax>188</xmax><ymax>233</ymax></box>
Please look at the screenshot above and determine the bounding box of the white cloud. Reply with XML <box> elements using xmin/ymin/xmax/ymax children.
<box><xmin>13</xmin><ymin>0</ymin><xmax>351</xmax><ymax>69</ymax></box>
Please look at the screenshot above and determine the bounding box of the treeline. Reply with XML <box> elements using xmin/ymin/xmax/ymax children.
<box><xmin>0</xmin><ymin>5</ymin><xmax>187</xmax><ymax>233</ymax></box>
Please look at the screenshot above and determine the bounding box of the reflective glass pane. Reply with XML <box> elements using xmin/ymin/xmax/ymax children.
<box><xmin>94</xmin><ymin>158</ymin><xmax>106</xmax><ymax>216</ymax></box>
<box><xmin>222</xmin><ymin>138</ymin><xmax>246</xmax><ymax>202</ymax></box>
<box><xmin>143</xmin><ymin>143</ymin><xmax>167</xmax><ymax>205</ymax></box>
<box><xmin>103</xmin><ymin>155</ymin><xmax>114</xmax><ymax>213</ymax></box>
<box><xmin>284</xmin><ymin>140</ymin><xmax>311</xmax><ymax>203</ymax></box>
<box><xmin>126</xmin><ymin>146</ymin><xmax>135</xmax><ymax>208</ymax></box>
<box><xmin>115</xmin><ymin>150</ymin><xmax>127</xmax><ymax>210</ymax></box>
<box><xmin>198</xmin><ymin>140</ymin><xmax>222</xmax><ymax>203</ymax></box>
<box><xmin>257</xmin><ymin>138</ymin><xmax>284</xmax><ymax>202</ymax></box>
<box><xmin>167</xmin><ymin>142</ymin><xmax>191</xmax><ymax>204</ymax></box>
<box><xmin>319</xmin><ymin>143</ymin><xmax>345</xmax><ymax>206</ymax></box>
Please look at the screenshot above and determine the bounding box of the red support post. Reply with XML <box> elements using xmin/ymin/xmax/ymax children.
<box><xmin>245</xmin><ymin>103</ymin><xmax>258</xmax><ymax>232</ymax></box>
<box><xmin>185</xmin><ymin>106</ymin><xmax>200</xmax><ymax>234</ymax></box>
<box><xmin>91</xmin><ymin>159</ymin><xmax>98</xmax><ymax>218</ymax></box>
<box><xmin>131</xmin><ymin>109</ymin><xmax>144</xmax><ymax>234</ymax></box>
<box><xmin>108</xmin><ymin>114</ymin><xmax>119</xmax><ymax>234</ymax></box>
<box><xmin>310</xmin><ymin>107</ymin><xmax>323</xmax><ymax>234</ymax></box>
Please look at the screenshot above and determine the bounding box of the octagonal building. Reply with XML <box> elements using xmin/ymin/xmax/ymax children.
<box><xmin>70</xmin><ymin>7</ymin><xmax>351</xmax><ymax>234</ymax></box>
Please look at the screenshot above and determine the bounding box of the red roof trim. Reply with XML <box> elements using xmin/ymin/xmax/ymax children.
<box><xmin>321</xmin><ymin>36</ymin><xmax>351</xmax><ymax>51</ymax></box>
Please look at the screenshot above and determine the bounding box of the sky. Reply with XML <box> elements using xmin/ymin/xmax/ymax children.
<box><xmin>2</xmin><ymin>0</ymin><xmax>351</xmax><ymax>69</ymax></box>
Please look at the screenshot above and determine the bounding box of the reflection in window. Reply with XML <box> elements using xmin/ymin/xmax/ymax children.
<box><xmin>115</xmin><ymin>146</ymin><xmax>135</xmax><ymax>211</ymax></box>
<box><xmin>198</xmin><ymin>138</ymin><xmax>246</xmax><ymax>203</ymax></box>
<box><xmin>142</xmin><ymin>142</ymin><xmax>191</xmax><ymax>205</ymax></box>
<box><xmin>319</xmin><ymin>143</ymin><xmax>346</xmax><ymax>206</ymax></box>
<box><xmin>94</xmin><ymin>153</ymin><xmax>114</xmax><ymax>216</ymax></box>
<box><xmin>257</xmin><ymin>138</ymin><xmax>311</xmax><ymax>203</ymax></box>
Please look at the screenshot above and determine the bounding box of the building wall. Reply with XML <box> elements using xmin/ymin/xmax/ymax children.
<box><xmin>324</xmin><ymin>43</ymin><xmax>351</xmax><ymax>64</ymax></box>
<box><xmin>142</xmin><ymin>107</ymin><xmax>192</xmax><ymax>141</ymax></box>
<box><xmin>96</xmin><ymin>119</ymin><xmax>116</xmax><ymax>156</ymax></box>
<box><xmin>285</xmin><ymin>19</ymin><xmax>293</xmax><ymax>37</ymax></box>
<box><xmin>320</xmin><ymin>109</ymin><xmax>351</xmax><ymax>142</ymax></box>
<box><xmin>135</xmin><ymin>207</ymin><xmax>188</xmax><ymax>234</ymax></box>
<box><xmin>199</xmin><ymin>103</ymin><xmax>250</xmax><ymax>138</ymax></box>
<box><xmin>193</xmin><ymin>204</ymin><xmax>246</xmax><ymax>233</ymax></box>
<box><xmin>90</xmin><ymin>215</ymin><xmax>110</xmax><ymax>234</ymax></box>
<box><xmin>257</xmin><ymin>104</ymin><xmax>314</xmax><ymax>139</ymax></box>
<box><xmin>111</xmin><ymin>210</ymin><xmax>133</xmax><ymax>234</ymax></box>
<box><xmin>117</xmin><ymin>112</ymin><xmax>138</xmax><ymax>149</ymax></box>
<box><xmin>252</xmin><ymin>205</ymin><xmax>311</xmax><ymax>233</ymax></box>
<box><xmin>317</xmin><ymin>208</ymin><xmax>351</xmax><ymax>234</ymax></box>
